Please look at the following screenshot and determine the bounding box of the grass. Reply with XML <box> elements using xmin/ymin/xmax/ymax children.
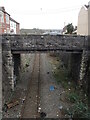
<box><xmin>66</xmin><ymin>91</ymin><xmax>89</xmax><ymax>118</ymax></box>
<box><xmin>67</xmin><ymin>92</ymin><xmax>80</xmax><ymax>103</ymax></box>
<box><xmin>65</xmin><ymin>101</ymin><xmax>90</xmax><ymax>118</ymax></box>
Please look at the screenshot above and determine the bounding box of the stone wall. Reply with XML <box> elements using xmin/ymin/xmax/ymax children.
<box><xmin>2</xmin><ymin>35</ymin><xmax>14</xmax><ymax>107</ymax></box>
<box><xmin>88</xmin><ymin>54</ymin><xmax>90</xmax><ymax>105</ymax></box>
<box><xmin>54</xmin><ymin>52</ymin><xmax>82</xmax><ymax>83</ymax></box>
<box><xmin>59</xmin><ymin>50</ymin><xmax>89</xmax><ymax>90</ymax></box>
<box><xmin>79</xmin><ymin>50</ymin><xmax>89</xmax><ymax>93</ymax></box>
<box><xmin>0</xmin><ymin>35</ymin><xmax>2</xmax><ymax>119</ymax></box>
<box><xmin>9</xmin><ymin>34</ymin><xmax>87</xmax><ymax>52</ymax></box>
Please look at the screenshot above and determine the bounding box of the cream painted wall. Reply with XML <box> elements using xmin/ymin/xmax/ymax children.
<box><xmin>77</xmin><ymin>6</ymin><xmax>88</xmax><ymax>36</ymax></box>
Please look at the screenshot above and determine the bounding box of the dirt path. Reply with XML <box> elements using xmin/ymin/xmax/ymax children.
<box><xmin>39</xmin><ymin>53</ymin><xmax>64</xmax><ymax>118</ymax></box>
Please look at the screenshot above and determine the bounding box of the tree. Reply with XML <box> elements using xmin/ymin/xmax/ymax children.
<box><xmin>66</xmin><ymin>23</ymin><xmax>74</xmax><ymax>34</ymax></box>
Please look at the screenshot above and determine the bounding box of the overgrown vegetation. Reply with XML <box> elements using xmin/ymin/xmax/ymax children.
<box><xmin>65</xmin><ymin>101</ymin><xmax>90</xmax><ymax>118</ymax></box>
<box><xmin>51</xmin><ymin>54</ymin><xmax>89</xmax><ymax>119</ymax></box>
<box><xmin>67</xmin><ymin>92</ymin><xmax>80</xmax><ymax>103</ymax></box>
<box><xmin>65</xmin><ymin>91</ymin><xmax>89</xmax><ymax>118</ymax></box>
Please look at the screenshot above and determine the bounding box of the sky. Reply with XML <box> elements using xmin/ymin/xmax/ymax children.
<box><xmin>0</xmin><ymin>0</ymin><xmax>89</xmax><ymax>29</ymax></box>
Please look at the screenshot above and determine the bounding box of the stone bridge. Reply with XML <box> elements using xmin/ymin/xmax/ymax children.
<box><xmin>1</xmin><ymin>34</ymin><xmax>89</xmax><ymax>91</ymax></box>
<box><xmin>2</xmin><ymin>34</ymin><xmax>88</xmax><ymax>53</ymax></box>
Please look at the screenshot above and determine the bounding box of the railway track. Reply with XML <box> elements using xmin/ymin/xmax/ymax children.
<box><xmin>20</xmin><ymin>53</ymin><xmax>41</xmax><ymax>118</ymax></box>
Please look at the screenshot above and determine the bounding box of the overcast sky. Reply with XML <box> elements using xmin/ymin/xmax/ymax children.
<box><xmin>0</xmin><ymin>0</ymin><xmax>89</xmax><ymax>29</ymax></box>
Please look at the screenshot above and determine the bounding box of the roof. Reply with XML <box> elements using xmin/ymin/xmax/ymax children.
<box><xmin>84</xmin><ymin>1</ymin><xmax>90</xmax><ymax>10</ymax></box>
<box><xmin>10</xmin><ymin>17</ymin><xmax>19</xmax><ymax>24</ymax></box>
<box><xmin>84</xmin><ymin>5</ymin><xmax>89</xmax><ymax>9</ymax></box>
<box><xmin>0</xmin><ymin>7</ymin><xmax>10</xmax><ymax>16</ymax></box>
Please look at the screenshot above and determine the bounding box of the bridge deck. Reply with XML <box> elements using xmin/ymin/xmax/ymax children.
<box><xmin>2</xmin><ymin>34</ymin><xmax>88</xmax><ymax>53</ymax></box>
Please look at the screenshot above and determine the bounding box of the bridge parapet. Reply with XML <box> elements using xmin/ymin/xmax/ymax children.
<box><xmin>1</xmin><ymin>34</ymin><xmax>88</xmax><ymax>53</ymax></box>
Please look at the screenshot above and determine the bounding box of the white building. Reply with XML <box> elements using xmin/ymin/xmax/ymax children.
<box><xmin>77</xmin><ymin>1</ymin><xmax>90</xmax><ymax>35</ymax></box>
<box><xmin>10</xmin><ymin>17</ymin><xmax>16</xmax><ymax>34</ymax></box>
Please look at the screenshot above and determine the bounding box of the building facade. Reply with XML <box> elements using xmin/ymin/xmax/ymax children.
<box><xmin>0</xmin><ymin>7</ymin><xmax>10</xmax><ymax>34</ymax></box>
<box><xmin>77</xmin><ymin>1</ymin><xmax>90</xmax><ymax>35</ymax></box>
<box><xmin>10</xmin><ymin>17</ymin><xmax>20</xmax><ymax>34</ymax></box>
<box><xmin>88</xmin><ymin>2</ymin><xmax>90</xmax><ymax>35</ymax></box>
<box><xmin>0</xmin><ymin>7</ymin><xmax>20</xmax><ymax>34</ymax></box>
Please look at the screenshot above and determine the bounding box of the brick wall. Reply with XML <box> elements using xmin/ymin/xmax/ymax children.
<box><xmin>16</xmin><ymin>23</ymin><xmax>20</xmax><ymax>34</ymax></box>
<box><xmin>0</xmin><ymin>11</ymin><xmax>10</xmax><ymax>34</ymax></box>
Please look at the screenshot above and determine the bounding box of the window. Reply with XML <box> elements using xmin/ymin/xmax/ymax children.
<box><xmin>0</xmin><ymin>11</ymin><xmax>4</xmax><ymax>23</ymax></box>
<box><xmin>6</xmin><ymin>14</ymin><xmax>9</xmax><ymax>24</ymax></box>
<box><xmin>4</xmin><ymin>29</ymin><xmax>6</xmax><ymax>33</ymax></box>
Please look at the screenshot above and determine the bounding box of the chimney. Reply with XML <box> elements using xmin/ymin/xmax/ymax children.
<box><xmin>0</xmin><ymin>7</ymin><xmax>5</xmax><ymax>11</ymax></box>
